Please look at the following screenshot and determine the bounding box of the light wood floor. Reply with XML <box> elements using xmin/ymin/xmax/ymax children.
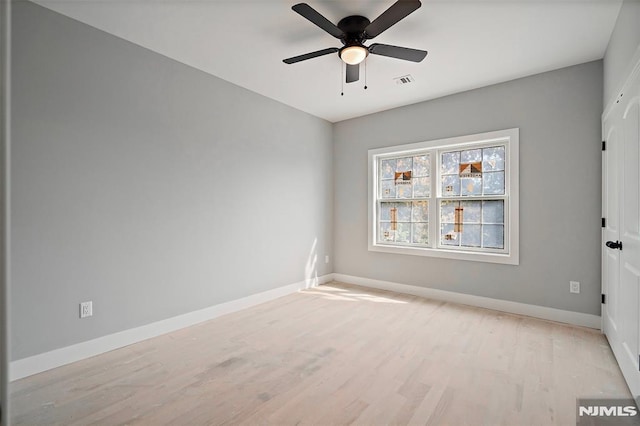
<box><xmin>11</xmin><ymin>282</ymin><xmax>631</xmax><ymax>425</ymax></box>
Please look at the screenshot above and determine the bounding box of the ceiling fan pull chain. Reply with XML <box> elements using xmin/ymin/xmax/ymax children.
<box><xmin>341</xmin><ymin>61</ymin><xmax>344</xmax><ymax>96</ymax></box>
<box><xmin>364</xmin><ymin>57</ymin><xmax>368</xmax><ymax>90</ymax></box>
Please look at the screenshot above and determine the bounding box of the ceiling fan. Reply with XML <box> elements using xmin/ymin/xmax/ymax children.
<box><xmin>283</xmin><ymin>0</ymin><xmax>428</xmax><ymax>84</ymax></box>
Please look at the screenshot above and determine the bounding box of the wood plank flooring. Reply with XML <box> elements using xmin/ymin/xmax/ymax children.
<box><xmin>10</xmin><ymin>282</ymin><xmax>631</xmax><ymax>425</ymax></box>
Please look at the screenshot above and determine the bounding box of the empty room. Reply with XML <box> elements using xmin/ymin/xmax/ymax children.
<box><xmin>1</xmin><ymin>0</ymin><xmax>640</xmax><ymax>424</ymax></box>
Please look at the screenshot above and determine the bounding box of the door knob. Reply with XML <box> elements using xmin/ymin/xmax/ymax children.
<box><xmin>606</xmin><ymin>240</ymin><xmax>623</xmax><ymax>250</ymax></box>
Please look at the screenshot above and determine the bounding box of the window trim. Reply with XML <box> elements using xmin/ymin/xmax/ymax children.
<box><xmin>368</xmin><ymin>128</ymin><xmax>519</xmax><ymax>265</ymax></box>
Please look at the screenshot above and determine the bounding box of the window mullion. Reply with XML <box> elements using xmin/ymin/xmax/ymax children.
<box><xmin>429</xmin><ymin>148</ymin><xmax>438</xmax><ymax>247</ymax></box>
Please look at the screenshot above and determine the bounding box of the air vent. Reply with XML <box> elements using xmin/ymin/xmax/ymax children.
<box><xmin>394</xmin><ymin>74</ymin><xmax>415</xmax><ymax>85</ymax></box>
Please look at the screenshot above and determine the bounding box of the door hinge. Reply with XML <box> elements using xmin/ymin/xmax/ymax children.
<box><xmin>602</xmin><ymin>140</ymin><xmax>606</xmax><ymax>151</ymax></box>
<box><xmin>602</xmin><ymin>217</ymin><xmax>606</xmax><ymax>228</ymax></box>
<box><xmin>602</xmin><ymin>294</ymin><xmax>606</xmax><ymax>304</ymax></box>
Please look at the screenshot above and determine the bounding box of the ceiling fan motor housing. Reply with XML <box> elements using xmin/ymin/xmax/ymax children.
<box><xmin>337</xmin><ymin>15</ymin><xmax>371</xmax><ymax>46</ymax></box>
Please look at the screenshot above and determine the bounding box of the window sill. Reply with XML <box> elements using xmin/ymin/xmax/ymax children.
<box><xmin>368</xmin><ymin>243</ymin><xmax>519</xmax><ymax>265</ymax></box>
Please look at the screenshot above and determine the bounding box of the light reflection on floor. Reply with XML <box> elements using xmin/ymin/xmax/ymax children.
<box><xmin>302</xmin><ymin>284</ymin><xmax>408</xmax><ymax>304</ymax></box>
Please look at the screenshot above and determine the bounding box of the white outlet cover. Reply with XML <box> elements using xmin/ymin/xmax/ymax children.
<box><xmin>570</xmin><ymin>281</ymin><xmax>580</xmax><ymax>294</ymax></box>
<box><xmin>80</xmin><ymin>301</ymin><xmax>93</xmax><ymax>318</ymax></box>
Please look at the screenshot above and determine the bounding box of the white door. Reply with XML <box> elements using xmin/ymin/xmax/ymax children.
<box><xmin>602</xmin><ymin>101</ymin><xmax>621</xmax><ymax>341</ymax></box>
<box><xmin>603</xmin><ymin>69</ymin><xmax>640</xmax><ymax>399</ymax></box>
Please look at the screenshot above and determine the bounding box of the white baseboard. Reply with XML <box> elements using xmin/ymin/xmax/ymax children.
<box><xmin>11</xmin><ymin>272</ymin><xmax>599</xmax><ymax>381</ymax></box>
<box><xmin>10</xmin><ymin>274</ymin><xmax>333</xmax><ymax>381</ymax></box>
<box><xmin>331</xmin><ymin>274</ymin><xmax>601</xmax><ymax>329</ymax></box>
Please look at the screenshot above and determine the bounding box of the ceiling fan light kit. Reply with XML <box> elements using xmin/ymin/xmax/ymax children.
<box><xmin>340</xmin><ymin>45</ymin><xmax>368</xmax><ymax>65</ymax></box>
<box><xmin>283</xmin><ymin>0</ymin><xmax>428</xmax><ymax>87</ymax></box>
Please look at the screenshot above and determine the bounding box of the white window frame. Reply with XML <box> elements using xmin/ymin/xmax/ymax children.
<box><xmin>368</xmin><ymin>128</ymin><xmax>519</xmax><ymax>265</ymax></box>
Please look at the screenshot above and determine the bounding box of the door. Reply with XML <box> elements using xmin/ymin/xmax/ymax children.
<box><xmin>603</xmin><ymin>70</ymin><xmax>640</xmax><ymax>399</ymax></box>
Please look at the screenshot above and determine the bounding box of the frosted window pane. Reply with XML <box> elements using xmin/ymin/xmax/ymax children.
<box><xmin>483</xmin><ymin>171</ymin><xmax>505</xmax><ymax>195</ymax></box>
<box><xmin>396</xmin><ymin>202</ymin><xmax>412</xmax><ymax>221</ymax></box>
<box><xmin>461</xmin><ymin>177</ymin><xmax>482</xmax><ymax>196</ymax></box>
<box><xmin>440</xmin><ymin>201</ymin><xmax>456</xmax><ymax>223</ymax></box>
<box><xmin>380</xmin><ymin>222</ymin><xmax>394</xmax><ymax>242</ymax></box>
<box><xmin>412</xmin><ymin>177</ymin><xmax>430</xmax><ymax>197</ymax></box>
<box><xmin>482</xmin><ymin>200</ymin><xmax>504</xmax><ymax>224</ymax></box>
<box><xmin>396</xmin><ymin>183</ymin><xmax>413</xmax><ymax>199</ymax></box>
<box><xmin>380</xmin><ymin>202</ymin><xmax>394</xmax><ymax>221</ymax></box>
<box><xmin>413</xmin><ymin>155</ymin><xmax>430</xmax><ymax>177</ymax></box>
<box><xmin>461</xmin><ymin>149</ymin><xmax>482</xmax><ymax>163</ymax></box>
<box><xmin>483</xmin><ymin>225</ymin><xmax>504</xmax><ymax>248</ymax></box>
<box><xmin>412</xmin><ymin>201</ymin><xmax>429</xmax><ymax>222</ymax></box>
<box><xmin>381</xmin><ymin>180</ymin><xmax>395</xmax><ymax>198</ymax></box>
<box><xmin>442</xmin><ymin>175</ymin><xmax>460</xmax><ymax>197</ymax></box>
<box><xmin>441</xmin><ymin>152</ymin><xmax>460</xmax><ymax>175</ymax></box>
<box><xmin>461</xmin><ymin>225</ymin><xmax>481</xmax><ymax>247</ymax></box>
<box><xmin>441</xmin><ymin>223</ymin><xmax>459</xmax><ymax>246</ymax></box>
<box><xmin>482</xmin><ymin>146</ymin><xmax>505</xmax><ymax>172</ymax></box>
<box><xmin>380</xmin><ymin>159</ymin><xmax>396</xmax><ymax>179</ymax></box>
<box><xmin>412</xmin><ymin>223</ymin><xmax>429</xmax><ymax>244</ymax></box>
<box><xmin>396</xmin><ymin>157</ymin><xmax>412</xmax><ymax>172</ymax></box>
<box><xmin>461</xmin><ymin>201</ymin><xmax>481</xmax><ymax>223</ymax></box>
<box><xmin>396</xmin><ymin>223</ymin><xmax>411</xmax><ymax>243</ymax></box>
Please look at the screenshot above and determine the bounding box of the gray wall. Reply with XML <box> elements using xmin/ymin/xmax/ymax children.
<box><xmin>1</xmin><ymin>0</ymin><xmax>10</xmax><ymax>421</ymax></box>
<box><xmin>603</xmin><ymin>0</ymin><xmax>640</xmax><ymax>107</ymax></box>
<box><xmin>334</xmin><ymin>61</ymin><xmax>603</xmax><ymax>316</ymax></box>
<box><xmin>11</xmin><ymin>1</ymin><xmax>333</xmax><ymax>360</ymax></box>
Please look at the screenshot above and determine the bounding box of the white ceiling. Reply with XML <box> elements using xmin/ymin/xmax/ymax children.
<box><xmin>35</xmin><ymin>0</ymin><xmax>622</xmax><ymax>123</ymax></box>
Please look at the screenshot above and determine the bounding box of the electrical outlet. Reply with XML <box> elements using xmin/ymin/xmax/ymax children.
<box><xmin>325</xmin><ymin>255</ymin><xmax>330</xmax><ymax>264</ymax></box>
<box><xmin>80</xmin><ymin>301</ymin><xmax>93</xmax><ymax>318</ymax></box>
<box><xmin>570</xmin><ymin>281</ymin><xmax>580</xmax><ymax>294</ymax></box>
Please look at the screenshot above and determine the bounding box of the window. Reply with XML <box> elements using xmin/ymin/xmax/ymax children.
<box><xmin>368</xmin><ymin>128</ymin><xmax>519</xmax><ymax>265</ymax></box>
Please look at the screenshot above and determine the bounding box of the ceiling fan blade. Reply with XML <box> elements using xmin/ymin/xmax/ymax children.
<box><xmin>283</xmin><ymin>47</ymin><xmax>339</xmax><ymax>64</ymax></box>
<box><xmin>292</xmin><ymin>3</ymin><xmax>344</xmax><ymax>39</ymax></box>
<box><xmin>346</xmin><ymin>64</ymin><xmax>359</xmax><ymax>83</ymax></box>
<box><xmin>369</xmin><ymin>43</ymin><xmax>427</xmax><ymax>62</ymax></box>
<box><xmin>364</xmin><ymin>0</ymin><xmax>421</xmax><ymax>39</ymax></box>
